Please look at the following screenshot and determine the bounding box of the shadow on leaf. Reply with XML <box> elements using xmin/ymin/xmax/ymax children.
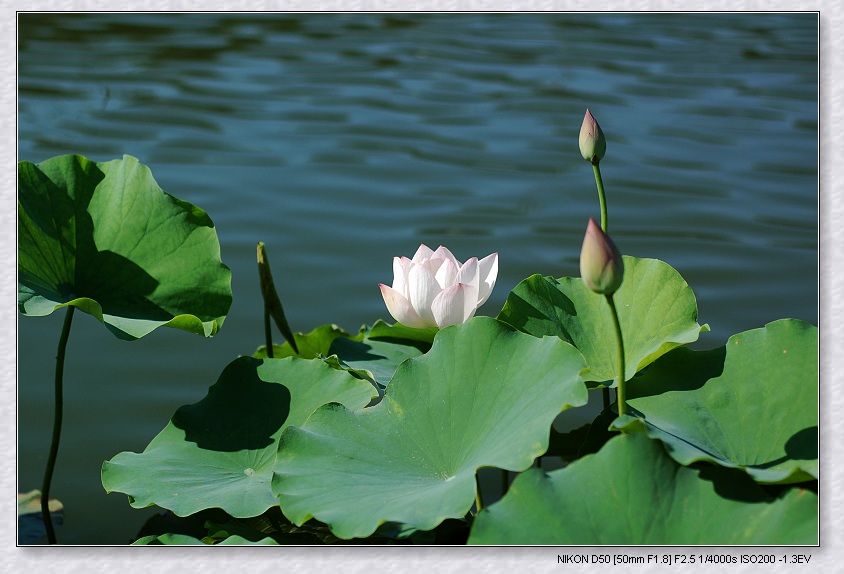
<box><xmin>497</xmin><ymin>275</ymin><xmax>577</xmax><ymax>342</ymax></box>
<box><xmin>172</xmin><ymin>357</ymin><xmax>290</xmax><ymax>452</ymax></box>
<box><xmin>785</xmin><ymin>426</ymin><xmax>818</xmax><ymax>461</ymax></box>
<box><xmin>626</xmin><ymin>345</ymin><xmax>726</xmax><ymax>399</ymax></box>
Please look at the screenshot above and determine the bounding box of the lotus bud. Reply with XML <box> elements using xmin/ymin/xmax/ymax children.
<box><xmin>580</xmin><ymin>217</ymin><xmax>623</xmax><ymax>295</ymax></box>
<box><xmin>579</xmin><ymin>109</ymin><xmax>606</xmax><ymax>164</ymax></box>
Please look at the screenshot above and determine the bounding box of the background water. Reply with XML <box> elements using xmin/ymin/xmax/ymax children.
<box><xmin>17</xmin><ymin>13</ymin><xmax>818</xmax><ymax>544</ymax></box>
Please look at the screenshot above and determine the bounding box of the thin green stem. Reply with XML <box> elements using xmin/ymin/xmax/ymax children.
<box><xmin>592</xmin><ymin>162</ymin><xmax>608</xmax><ymax>234</ymax></box>
<box><xmin>475</xmin><ymin>476</ymin><xmax>484</xmax><ymax>514</ymax></box>
<box><xmin>264</xmin><ymin>307</ymin><xmax>274</xmax><ymax>358</ymax></box>
<box><xmin>592</xmin><ymin>161</ymin><xmax>610</xmax><ymax>411</ymax></box>
<box><xmin>604</xmin><ymin>294</ymin><xmax>626</xmax><ymax>416</ymax></box>
<box><xmin>42</xmin><ymin>305</ymin><xmax>75</xmax><ymax>545</ymax></box>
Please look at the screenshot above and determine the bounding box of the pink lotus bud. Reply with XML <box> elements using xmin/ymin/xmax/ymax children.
<box><xmin>579</xmin><ymin>218</ymin><xmax>623</xmax><ymax>295</ymax></box>
<box><xmin>579</xmin><ymin>109</ymin><xmax>606</xmax><ymax>164</ymax></box>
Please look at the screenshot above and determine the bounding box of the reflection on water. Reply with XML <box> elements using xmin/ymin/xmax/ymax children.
<box><xmin>17</xmin><ymin>13</ymin><xmax>817</xmax><ymax>544</ymax></box>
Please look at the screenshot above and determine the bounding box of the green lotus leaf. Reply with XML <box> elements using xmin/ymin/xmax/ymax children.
<box><xmin>622</xmin><ymin>319</ymin><xmax>818</xmax><ymax>484</ymax></box>
<box><xmin>497</xmin><ymin>257</ymin><xmax>708</xmax><ymax>383</ymax></box>
<box><xmin>272</xmin><ymin>317</ymin><xmax>588</xmax><ymax>540</ymax></box>
<box><xmin>101</xmin><ymin>356</ymin><xmax>376</xmax><ymax>518</ymax></box>
<box><xmin>324</xmin><ymin>320</ymin><xmax>437</xmax><ymax>388</ymax></box>
<box><xmin>336</xmin><ymin>320</ymin><xmax>436</xmax><ymax>387</ymax></box>
<box><xmin>365</xmin><ymin>319</ymin><xmax>437</xmax><ymax>346</ymax></box>
<box><xmin>253</xmin><ymin>322</ymin><xmax>428</xmax><ymax>388</ymax></box>
<box><xmin>18</xmin><ymin>154</ymin><xmax>232</xmax><ymax>340</ymax></box>
<box><xmin>254</xmin><ymin>324</ymin><xmax>357</xmax><ymax>360</ymax></box>
<box><xmin>327</xmin><ymin>336</ymin><xmax>425</xmax><ymax>389</ymax></box>
<box><xmin>468</xmin><ymin>433</ymin><xmax>818</xmax><ymax>545</ymax></box>
<box><xmin>133</xmin><ymin>533</ymin><xmax>278</xmax><ymax>545</ymax></box>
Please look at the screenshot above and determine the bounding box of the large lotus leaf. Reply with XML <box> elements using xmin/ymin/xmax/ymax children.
<box><xmin>497</xmin><ymin>257</ymin><xmax>708</xmax><ymax>383</ymax></box>
<box><xmin>18</xmin><ymin>154</ymin><xmax>232</xmax><ymax>339</ymax></box>
<box><xmin>272</xmin><ymin>317</ymin><xmax>588</xmax><ymax>539</ymax></box>
<box><xmin>622</xmin><ymin>319</ymin><xmax>817</xmax><ymax>484</ymax></box>
<box><xmin>468</xmin><ymin>433</ymin><xmax>818</xmax><ymax>545</ymax></box>
<box><xmin>101</xmin><ymin>356</ymin><xmax>376</xmax><ymax>518</ymax></box>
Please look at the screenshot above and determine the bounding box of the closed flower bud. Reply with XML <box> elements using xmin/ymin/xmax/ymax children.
<box><xmin>580</xmin><ymin>217</ymin><xmax>623</xmax><ymax>295</ymax></box>
<box><xmin>579</xmin><ymin>109</ymin><xmax>606</xmax><ymax>164</ymax></box>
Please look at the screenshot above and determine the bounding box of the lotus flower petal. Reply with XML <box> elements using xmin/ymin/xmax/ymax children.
<box><xmin>408</xmin><ymin>263</ymin><xmax>441</xmax><ymax>326</ymax></box>
<box><xmin>379</xmin><ymin>284</ymin><xmax>428</xmax><ymax>328</ymax></box>
<box><xmin>392</xmin><ymin>257</ymin><xmax>412</xmax><ymax>297</ymax></box>
<box><xmin>412</xmin><ymin>244</ymin><xmax>435</xmax><ymax>263</ymax></box>
<box><xmin>424</xmin><ymin>256</ymin><xmax>445</xmax><ymax>280</ymax></box>
<box><xmin>477</xmin><ymin>252</ymin><xmax>499</xmax><ymax>305</ymax></box>
<box><xmin>431</xmin><ymin>283</ymin><xmax>479</xmax><ymax>328</ymax></box>
<box><xmin>432</xmin><ymin>245</ymin><xmax>460</xmax><ymax>267</ymax></box>
<box><xmin>456</xmin><ymin>257</ymin><xmax>480</xmax><ymax>294</ymax></box>
<box><xmin>434</xmin><ymin>257</ymin><xmax>459</xmax><ymax>290</ymax></box>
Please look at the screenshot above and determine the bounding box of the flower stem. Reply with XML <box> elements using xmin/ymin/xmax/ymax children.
<box><xmin>42</xmin><ymin>305</ymin><xmax>75</xmax><ymax>544</ymax></box>
<box><xmin>592</xmin><ymin>162</ymin><xmax>608</xmax><ymax>234</ymax></box>
<box><xmin>475</xmin><ymin>476</ymin><xmax>484</xmax><ymax>514</ymax></box>
<box><xmin>604</xmin><ymin>294</ymin><xmax>626</xmax><ymax>417</ymax></box>
<box><xmin>593</xmin><ymin>160</ymin><xmax>610</xmax><ymax>412</ymax></box>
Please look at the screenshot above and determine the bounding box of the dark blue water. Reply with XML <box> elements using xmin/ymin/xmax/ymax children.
<box><xmin>17</xmin><ymin>13</ymin><xmax>817</xmax><ymax>544</ymax></box>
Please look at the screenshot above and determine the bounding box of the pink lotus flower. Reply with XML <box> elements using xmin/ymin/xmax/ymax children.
<box><xmin>379</xmin><ymin>244</ymin><xmax>498</xmax><ymax>329</ymax></box>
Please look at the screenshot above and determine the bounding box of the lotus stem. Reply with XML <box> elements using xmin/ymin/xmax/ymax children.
<box><xmin>592</xmin><ymin>162</ymin><xmax>610</xmax><ymax>411</ymax></box>
<box><xmin>592</xmin><ymin>162</ymin><xmax>608</xmax><ymax>235</ymax></box>
<box><xmin>604</xmin><ymin>294</ymin><xmax>626</xmax><ymax>416</ymax></box>
<box><xmin>42</xmin><ymin>305</ymin><xmax>75</xmax><ymax>544</ymax></box>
